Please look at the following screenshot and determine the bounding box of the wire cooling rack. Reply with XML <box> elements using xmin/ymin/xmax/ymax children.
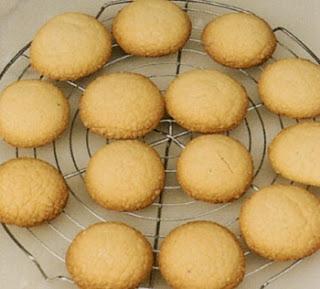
<box><xmin>1</xmin><ymin>1</ymin><xmax>320</xmax><ymax>288</ymax></box>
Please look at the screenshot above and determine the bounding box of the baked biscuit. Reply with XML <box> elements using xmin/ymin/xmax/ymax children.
<box><xmin>165</xmin><ymin>69</ymin><xmax>248</xmax><ymax>133</ymax></box>
<box><xmin>159</xmin><ymin>221</ymin><xmax>245</xmax><ymax>289</ymax></box>
<box><xmin>0</xmin><ymin>80</ymin><xmax>69</xmax><ymax>148</ymax></box>
<box><xmin>269</xmin><ymin>122</ymin><xmax>320</xmax><ymax>186</ymax></box>
<box><xmin>202</xmin><ymin>13</ymin><xmax>276</xmax><ymax>68</ymax></box>
<box><xmin>66</xmin><ymin>222</ymin><xmax>153</xmax><ymax>289</ymax></box>
<box><xmin>112</xmin><ymin>0</ymin><xmax>191</xmax><ymax>56</ymax></box>
<box><xmin>240</xmin><ymin>184</ymin><xmax>320</xmax><ymax>260</ymax></box>
<box><xmin>177</xmin><ymin>134</ymin><xmax>253</xmax><ymax>203</ymax></box>
<box><xmin>259</xmin><ymin>58</ymin><xmax>320</xmax><ymax>118</ymax></box>
<box><xmin>85</xmin><ymin>140</ymin><xmax>165</xmax><ymax>211</ymax></box>
<box><xmin>31</xmin><ymin>12</ymin><xmax>112</xmax><ymax>80</ymax></box>
<box><xmin>0</xmin><ymin>158</ymin><xmax>68</xmax><ymax>227</ymax></box>
<box><xmin>80</xmin><ymin>72</ymin><xmax>164</xmax><ymax>139</ymax></box>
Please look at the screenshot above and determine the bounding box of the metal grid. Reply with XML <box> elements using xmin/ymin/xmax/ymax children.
<box><xmin>0</xmin><ymin>1</ymin><xmax>320</xmax><ymax>288</ymax></box>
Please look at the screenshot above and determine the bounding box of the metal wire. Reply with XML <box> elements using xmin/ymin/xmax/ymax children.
<box><xmin>0</xmin><ymin>0</ymin><xmax>319</xmax><ymax>288</ymax></box>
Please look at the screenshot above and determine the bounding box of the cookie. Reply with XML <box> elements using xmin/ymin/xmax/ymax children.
<box><xmin>66</xmin><ymin>222</ymin><xmax>153</xmax><ymax>289</ymax></box>
<box><xmin>0</xmin><ymin>80</ymin><xmax>69</xmax><ymax>148</ymax></box>
<box><xmin>165</xmin><ymin>69</ymin><xmax>248</xmax><ymax>133</ymax></box>
<box><xmin>85</xmin><ymin>140</ymin><xmax>165</xmax><ymax>211</ymax></box>
<box><xmin>269</xmin><ymin>122</ymin><xmax>320</xmax><ymax>186</ymax></box>
<box><xmin>30</xmin><ymin>12</ymin><xmax>112</xmax><ymax>80</ymax></box>
<box><xmin>202</xmin><ymin>13</ymin><xmax>276</xmax><ymax>68</ymax></box>
<box><xmin>259</xmin><ymin>58</ymin><xmax>320</xmax><ymax>118</ymax></box>
<box><xmin>159</xmin><ymin>221</ymin><xmax>245</xmax><ymax>289</ymax></box>
<box><xmin>112</xmin><ymin>0</ymin><xmax>191</xmax><ymax>56</ymax></box>
<box><xmin>80</xmin><ymin>72</ymin><xmax>164</xmax><ymax>139</ymax></box>
<box><xmin>177</xmin><ymin>134</ymin><xmax>253</xmax><ymax>203</ymax></box>
<box><xmin>240</xmin><ymin>184</ymin><xmax>320</xmax><ymax>260</ymax></box>
<box><xmin>0</xmin><ymin>158</ymin><xmax>68</xmax><ymax>227</ymax></box>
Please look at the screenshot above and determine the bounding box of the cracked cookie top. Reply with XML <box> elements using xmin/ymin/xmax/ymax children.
<box><xmin>177</xmin><ymin>134</ymin><xmax>253</xmax><ymax>203</ymax></box>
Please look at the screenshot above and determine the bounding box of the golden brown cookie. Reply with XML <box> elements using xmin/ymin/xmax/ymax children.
<box><xmin>66</xmin><ymin>222</ymin><xmax>153</xmax><ymax>289</ymax></box>
<box><xmin>85</xmin><ymin>140</ymin><xmax>165</xmax><ymax>211</ymax></box>
<box><xmin>240</xmin><ymin>184</ymin><xmax>320</xmax><ymax>260</ymax></box>
<box><xmin>0</xmin><ymin>158</ymin><xmax>68</xmax><ymax>227</ymax></box>
<box><xmin>177</xmin><ymin>134</ymin><xmax>253</xmax><ymax>203</ymax></box>
<box><xmin>269</xmin><ymin>122</ymin><xmax>320</xmax><ymax>186</ymax></box>
<box><xmin>202</xmin><ymin>13</ymin><xmax>276</xmax><ymax>68</ymax></box>
<box><xmin>165</xmin><ymin>69</ymin><xmax>248</xmax><ymax>133</ymax></box>
<box><xmin>0</xmin><ymin>80</ymin><xmax>69</xmax><ymax>148</ymax></box>
<box><xmin>80</xmin><ymin>72</ymin><xmax>164</xmax><ymax>139</ymax></box>
<box><xmin>159</xmin><ymin>221</ymin><xmax>245</xmax><ymax>289</ymax></box>
<box><xmin>30</xmin><ymin>12</ymin><xmax>112</xmax><ymax>80</ymax></box>
<box><xmin>259</xmin><ymin>58</ymin><xmax>320</xmax><ymax>118</ymax></box>
<box><xmin>112</xmin><ymin>0</ymin><xmax>191</xmax><ymax>56</ymax></box>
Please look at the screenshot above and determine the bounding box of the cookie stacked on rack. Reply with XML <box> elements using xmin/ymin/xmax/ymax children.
<box><xmin>1</xmin><ymin>1</ymin><xmax>320</xmax><ymax>289</ymax></box>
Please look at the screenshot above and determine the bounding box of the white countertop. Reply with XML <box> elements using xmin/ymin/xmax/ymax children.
<box><xmin>1</xmin><ymin>1</ymin><xmax>320</xmax><ymax>289</ymax></box>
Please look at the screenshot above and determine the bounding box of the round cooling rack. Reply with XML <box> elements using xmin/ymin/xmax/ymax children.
<box><xmin>1</xmin><ymin>1</ymin><xmax>320</xmax><ymax>288</ymax></box>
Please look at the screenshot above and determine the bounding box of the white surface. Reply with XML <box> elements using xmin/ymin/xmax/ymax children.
<box><xmin>0</xmin><ymin>1</ymin><xmax>320</xmax><ymax>289</ymax></box>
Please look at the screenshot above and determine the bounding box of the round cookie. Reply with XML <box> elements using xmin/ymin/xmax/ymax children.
<box><xmin>202</xmin><ymin>13</ymin><xmax>276</xmax><ymax>68</ymax></box>
<box><xmin>0</xmin><ymin>80</ymin><xmax>69</xmax><ymax>148</ymax></box>
<box><xmin>0</xmin><ymin>158</ymin><xmax>68</xmax><ymax>227</ymax></box>
<box><xmin>80</xmin><ymin>72</ymin><xmax>164</xmax><ymax>139</ymax></box>
<box><xmin>240</xmin><ymin>184</ymin><xmax>320</xmax><ymax>260</ymax></box>
<box><xmin>30</xmin><ymin>12</ymin><xmax>112</xmax><ymax>80</ymax></box>
<box><xmin>112</xmin><ymin>0</ymin><xmax>191</xmax><ymax>56</ymax></box>
<box><xmin>159</xmin><ymin>221</ymin><xmax>245</xmax><ymax>289</ymax></box>
<box><xmin>259</xmin><ymin>58</ymin><xmax>320</xmax><ymax>118</ymax></box>
<box><xmin>165</xmin><ymin>69</ymin><xmax>248</xmax><ymax>133</ymax></box>
<box><xmin>269</xmin><ymin>122</ymin><xmax>320</xmax><ymax>186</ymax></box>
<box><xmin>85</xmin><ymin>140</ymin><xmax>165</xmax><ymax>211</ymax></box>
<box><xmin>66</xmin><ymin>222</ymin><xmax>153</xmax><ymax>289</ymax></box>
<box><xmin>177</xmin><ymin>134</ymin><xmax>253</xmax><ymax>203</ymax></box>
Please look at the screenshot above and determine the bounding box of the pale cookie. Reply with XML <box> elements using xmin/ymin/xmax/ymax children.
<box><xmin>202</xmin><ymin>13</ymin><xmax>276</xmax><ymax>68</ymax></box>
<box><xmin>177</xmin><ymin>134</ymin><xmax>253</xmax><ymax>203</ymax></box>
<box><xmin>165</xmin><ymin>69</ymin><xmax>248</xmax><ymax>133</ymax></box>
<box><xmin>240</xmin><ymin>184</ymin><xmax>320</xmax><ymax>260</ymax></box>
<box><xmin>30</xmin><ymin>12</ymin><xmax>112</xmax><ymax>80</ymax></box>
<box><xmin>80</xmin><ymin>72</ymin><xmax>164</xmax><ymax>139</ymax></box>
<box><xmin>269</xmin><ymin>122</ymin><xmax>320</xmax><ymax>186</ymax></box>
<box><xmin>259</xmin><ymin>58</ymin><xmax>320</xmax><ymax>118</ymax></box>
<box><xmin>0</xmin><ymin>158</ymin><xmax>68</xmax><ymax>227</ymax></box>
<box><xmin>159</xmin><ymin>221</ymin><xmax>245</xmax><ymax>289</ymax></box>
<box><xmin>85</xmin><ymin>140</ymin><xmax>165</xmax><ymax>211</ymax></box>
<box><xmin>66</xmin><ymin>222</ymin><xmax>153</xmax><ymax>289</ymax></box>
<box><xmin>0</xmin><ymin>80</ymin><xmax>69</xmax><ymax>148</ymax></box>
<box><xmin>112</xmin><ymin>0</ymin><xmax>191</xmax><ymax>56</ymax></box>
